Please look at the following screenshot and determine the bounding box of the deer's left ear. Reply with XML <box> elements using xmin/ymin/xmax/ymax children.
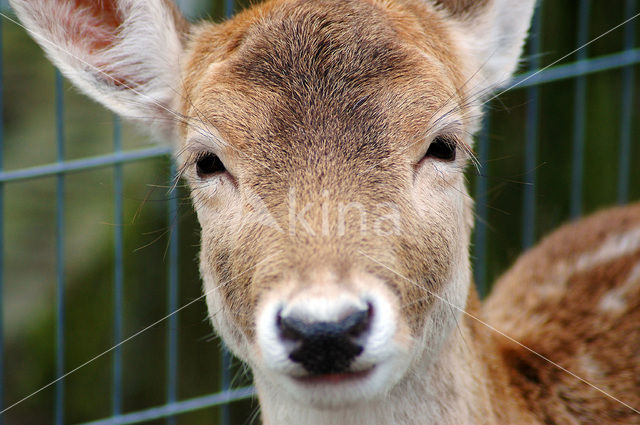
<box><xmin>9</xmin><ymin>0</ymin><xmax>190</xmax><ymax>134</ymax></box>
<box><xmin>431</xmin><ymin>0</ymin><xmax>537</xmax><ymax>93</ymax></box>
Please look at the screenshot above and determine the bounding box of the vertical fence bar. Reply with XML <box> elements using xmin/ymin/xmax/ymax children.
<box><xmin>113</xmin><ymin>116</ymin><xmax>124</xmax><ymax>417</ymax></box>
<box><xmin>522</xmin><ymin>5</ymin><xmax>542</xmax><ymax>250</ymax></box>
<box><xmin>167</xmin><ymin>162</ymin><xmax>179</xmax><ymax>425</ymax></box>
<box><xmin>224</xmin><ymin>0</ymin><xmax>233</xmax><ymax>19</ymax></box>
<box><xmin>473</xmin><ymin>116</ymin><xmax>490</xmax><ymax>298</ymax></box>
<box><xmin>0</xmin><ymin>16</ymin><xmax>4</xmax><ymax>425</ymax></box>
<box><xmin>220</xmin><ymin>348</ymin><xmax>232</xmax><ymax>425</ymax></box>
<box><xmin>618</xmin><ymin>0</ymin><xmax>636</xmax><ymax>204</ymax></box>
<box><xmin>54</xmin><ymin>70</ymin><xmax>66</xmax><ymax>425</ymax></box>
<box><xmin>571</xmin><ymin>0</ymin><xmax>590</xmax><ymax>218</ymax></box>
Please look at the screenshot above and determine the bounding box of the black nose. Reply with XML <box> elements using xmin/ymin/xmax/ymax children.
<box><xmin>278</xmin><ymin>306</ymin><xmax>372</xmax><ymax>375</ymax></box>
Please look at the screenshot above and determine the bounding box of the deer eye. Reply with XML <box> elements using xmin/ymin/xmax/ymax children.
<box><xmin>196</xmin><ymin>152</ymin><xmax>226</xmax><ymax>178</ymax></box>
<box><xmin>425</xmin><ymin>136</ymin><xmax>456</xmax><ymax>162</ymax></box>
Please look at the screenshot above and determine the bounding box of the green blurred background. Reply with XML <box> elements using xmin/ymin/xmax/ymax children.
<box><xmin>0</xmin><ymin>0</ymin><xmax>638</xmax><ymax>424</ymax></box>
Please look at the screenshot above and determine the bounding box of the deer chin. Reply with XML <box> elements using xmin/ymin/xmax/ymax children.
<box><xmin>254</xmin><ymin>353</ymin><xmax>412</xmax><ymax>408</ymax></box>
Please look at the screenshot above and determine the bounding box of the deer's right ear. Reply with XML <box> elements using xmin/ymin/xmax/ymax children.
<box><xmin>9</xmin><ymin>0</ymin><xmax>189</xmax><ymax>133</ymax></box>
<box><xmin>431</xmin><ymin>0</ymin><xmax>536</xmax><ymax>94</ymax></box>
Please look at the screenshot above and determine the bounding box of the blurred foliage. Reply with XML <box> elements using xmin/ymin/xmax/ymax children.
<box><xmin>0</xmin><ymin>0</ymin><xmax>639</xmax><ymax>424</ymax></box>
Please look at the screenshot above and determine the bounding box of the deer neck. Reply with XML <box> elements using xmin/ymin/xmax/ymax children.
<box><xmin>255</xmin><ymin>289</ymin><xmax>518</xmax><ymax>425</ymax></box>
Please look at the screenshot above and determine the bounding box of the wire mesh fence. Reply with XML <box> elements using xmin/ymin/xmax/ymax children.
<box><xmin>0</xmin><ymin>0</ymin><xmax>638</xmax><ymax>424</ymax></box>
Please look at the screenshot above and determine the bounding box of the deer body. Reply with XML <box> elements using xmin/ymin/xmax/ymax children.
<box><xmin>10</xmin><ymin>0</ymin><xmax>640</xmax><ymax>423</ymax></box>
<box><xmin>485</xmin><ymin>203</ymin><xmax>640</xmax><ymax>424</ymax></box>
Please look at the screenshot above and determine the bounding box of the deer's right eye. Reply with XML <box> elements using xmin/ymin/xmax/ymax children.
<box><xmin>424</xmin><ymin>136</ymin><xmax>457</xmax><ymax>162</ymax></box>
<box><xmin>196</xmin><ymin>152</ymin><xmax>226</xmax><ymax>178</ymax></box>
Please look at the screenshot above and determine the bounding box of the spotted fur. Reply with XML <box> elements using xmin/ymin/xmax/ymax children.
<box><xmin>485</xmin><ymin>203</ymin><xmax>640</xmax><ymax>424</ymax></box>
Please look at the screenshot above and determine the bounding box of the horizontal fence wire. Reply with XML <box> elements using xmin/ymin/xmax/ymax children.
<box><xmin>509</xmin><ymin>48</ymin><xmax>640</xmax><ymax>88</ymax></box>
<box><xmin>77</xmin><ymin>387</ymin><xmax>256</xmax><ymax>425</ymax></box>
<box><xmin>0</xmin><ymin>146</ymin><xmax>172</xmax><ymax>183</ymax></box>
<box><xmin>0</xmin><ymin>0</ymin><xmax>638</xmax><ymax>423</ymax></box>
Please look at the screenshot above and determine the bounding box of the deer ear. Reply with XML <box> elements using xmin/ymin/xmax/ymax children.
<box><xmin>432</xmin><ymin>0</ymin><xmax>537</xmax><ymax>93</ymax></box>
<box><xmin>9</xmin><ymin>0</ymin><xmax>189</xmax><ymax>133</ymax></box>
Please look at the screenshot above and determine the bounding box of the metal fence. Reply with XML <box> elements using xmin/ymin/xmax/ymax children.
<box><xmin>0</xmin><ymin>0</ymin><xmax>638</xmax><ymax>424</ymax></box>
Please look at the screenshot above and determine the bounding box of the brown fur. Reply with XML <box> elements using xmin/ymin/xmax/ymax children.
<box><xmin>432</xmin><ymin>0</ymin><xmax>490</xmax><ymax>16</ymax></box>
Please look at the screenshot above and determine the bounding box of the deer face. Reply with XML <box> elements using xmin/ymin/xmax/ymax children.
<box><xmin>11</xmin><ymin>0</ymin><xmax>534</xmax><ymax>410</ymax></box>
<box><xmin>179</xmin><ymin>0</ymin><xmax>476</xmax><ymax>405</ymax></box>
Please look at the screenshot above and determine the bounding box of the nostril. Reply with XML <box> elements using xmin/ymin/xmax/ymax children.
<box><xmin>341</xmin><ymin>303</ymin><xmax>373</xmax><ymax>338</ymax></box>
<box><xmin>277</xmin><ymin>308</ymin><xmax>303</xmax><ymax>341</ymax></box>
<box><xmin>278</xmin><ymin>315</ymin><xmax>308</xmax><ymax>342</ymax></box>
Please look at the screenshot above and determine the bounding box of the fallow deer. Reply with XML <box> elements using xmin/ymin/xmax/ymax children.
<box><xmin>9</xmin><ymin>0</ymin><xmax>640</xmax><ymax>423</ymax></box>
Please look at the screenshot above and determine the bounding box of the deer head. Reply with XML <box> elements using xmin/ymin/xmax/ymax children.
<box><xmin>10</xmin><ymin>0</ymin><xmax>535</xmax><ymax>418</ymax></box>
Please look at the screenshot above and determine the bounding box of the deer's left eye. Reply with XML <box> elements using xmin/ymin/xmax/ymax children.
<box><xmin>424</xmin><ymin>136</ymin><xmax>456</xmax><ymax>162</ymax></box>
<box><xmin>196</xmin><ymin>152</ymin><xmax>226</xmax><ymax>178</ymax></box>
